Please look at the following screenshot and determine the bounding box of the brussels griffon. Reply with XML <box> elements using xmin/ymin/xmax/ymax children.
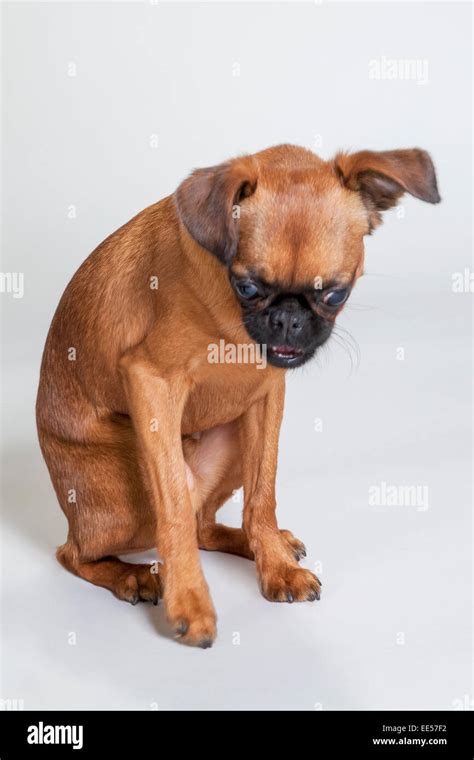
<box><xmin>37</xmin><ymin>144</ymin><xmax>440</xmax><ymax>647</ymax></box>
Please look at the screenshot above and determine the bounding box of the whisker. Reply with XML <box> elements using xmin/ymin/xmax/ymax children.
<box><xmin>336</xmin><ymin>324</ymin><xmax>361</xmax><ymax>364</ymax></box>
<box><xmin>331</xmin><ymin>325</ymin><xmax>361</xmax><ymax>375</ymax></box>
<box><xmin>345</xmin><ymin>301</ymin><xmax>380</xmax><ymax>312</ymax></box>
<box><xmin>331</xmin><ymin>334</ymin><xmax>355</xmax><ymax>375</ymax></box>
<box><xmin>314</xmin><ymin>337</ymin><xmax>334</xmax><ymax>372</ymax></box>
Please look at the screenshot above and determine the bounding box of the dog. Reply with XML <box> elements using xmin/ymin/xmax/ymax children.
<box><xmin>36</xmin><ymin>144</ymin><xmax>440</xmax><ymax>647</ymax></box>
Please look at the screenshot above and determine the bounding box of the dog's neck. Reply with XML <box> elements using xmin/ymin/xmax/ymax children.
<box><xmin>176</xmin><ymin>220</ymin><xmax>246</xmax><ymax>336</ymax></box>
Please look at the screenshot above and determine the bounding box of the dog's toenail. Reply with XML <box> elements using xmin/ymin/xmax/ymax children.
<box><xmin>287</xmin><ymin>593</ymin><xmax>294</xmax><ymax>603</ymax></box>
<box><xmin>176</xmin><ymin>621</ymin><xmax>188</xmax><ymax>637</ymax></box>
<box><xmin>198</xmin><ymin>638</ymin><xmax>213</xmax><ymax>649</ymax></box>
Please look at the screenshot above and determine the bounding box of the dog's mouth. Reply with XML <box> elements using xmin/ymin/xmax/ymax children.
<box><xmin>267</xmin><ymin>344</ymin><xmax>307</xmax><ymax>368</ymax></box>
<box><xmin>269</xmin><ymin>344</ymin><xmax>304</xmax><ymax>360</ymax></box>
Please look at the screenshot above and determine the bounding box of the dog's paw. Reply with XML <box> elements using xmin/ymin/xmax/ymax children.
<box><xmin>279</xmin><ymin>529</ymin><xmax>306</xmax><ymax>562</ymax></box>
<box><xmin>166</xmin><ymin>588</ymin><xmax>217</xmax><ymax>648</ymax></box>
<box><xmin>115</xmin><ymin>564</ymin><xmax>162</xmax><ymax>606</ymax></box>
<box><xmin>259</xmin><ymin>565</ymin><xmax>321</xmax><ymax>603</ymax></box>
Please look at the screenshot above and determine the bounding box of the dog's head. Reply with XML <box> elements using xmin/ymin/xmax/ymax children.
<box><xmin>176</xmin><ymin>144</ymin><xmax>440</xmax><ymax>368</ymax></box>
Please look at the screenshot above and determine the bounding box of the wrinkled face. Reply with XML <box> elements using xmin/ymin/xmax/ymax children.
<box><xmin>229</xmin><ymin>272</ymin><xmax>351</xmax><ymax>368</ymax></box>
<box><xmin>176</xmin><ymin>143</ymin><xmax>439</xmax><ymax>369</ymax></box>
<box><xmin>229</xmin><ymin>169</ymin><xmax>368</xmax><ymax>367</ymax></box>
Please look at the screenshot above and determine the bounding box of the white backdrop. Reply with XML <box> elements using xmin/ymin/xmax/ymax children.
<box><xmin>1</xmin><ymin>1</ymin><xmax>472</xmax><ymax>710</ymax></box>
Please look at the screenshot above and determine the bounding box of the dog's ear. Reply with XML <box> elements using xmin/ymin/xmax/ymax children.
<box><xmin>175</xmin><ymin>157</ymin><xmax>257</xmax><ymax>265</ymax></box>
<box><xmin>334</xmin><ymin>148</ymin><xmax>440</xmax><ymax>231</ymax></box>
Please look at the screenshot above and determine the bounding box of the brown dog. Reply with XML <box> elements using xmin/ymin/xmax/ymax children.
<box><xmin>36</xmin><ymin>144</ymin><xmax>440</xmax><ymax>647</ymax></box>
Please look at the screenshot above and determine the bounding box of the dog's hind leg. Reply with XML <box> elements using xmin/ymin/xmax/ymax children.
<box><xmin>40</xmin><ymin>424</ymin><xmax>162</xmax><ymax>604</ymax></box>
<box><xmin>57</xmin><ymin>544</ymin><xmax>162</xmax><ymax>605</ymax></box>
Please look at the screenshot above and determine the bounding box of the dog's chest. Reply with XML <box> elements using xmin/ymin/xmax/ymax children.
<box><xmin>181</xmin><ymin>363</ymin><xmax>270</xmax><ymax>434</ymax></box>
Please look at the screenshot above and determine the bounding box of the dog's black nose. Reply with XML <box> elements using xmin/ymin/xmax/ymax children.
<box><xmin>269</xmin><ymin>299</ymin><xmax>304</xmax><ymax>338</ymax></box>
<box><xmin>270</xmin><ymin>310</ymin><xmax>303</xmax><ymax>336</ymax></box>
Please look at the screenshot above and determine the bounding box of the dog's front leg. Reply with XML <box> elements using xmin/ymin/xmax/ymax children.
<box><xmin>240</xmin><ymin>377</ymin><xmax>321</xmax><ymax>603</ymax></box>
<box><xmin>120</xmin><ymin>355</ymin><xmax>216</xmax><ymax>647</ymax></box>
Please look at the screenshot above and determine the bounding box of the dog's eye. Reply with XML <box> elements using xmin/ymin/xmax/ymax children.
<box><xmin>236</xmin><ymin>282</ymin><xmax>259</xmax><ymax>299</ymax></box>
<box><xmin>323</xmin><ymin>288</ymin><xmax>349</xmax><ymax>307</ymax></box>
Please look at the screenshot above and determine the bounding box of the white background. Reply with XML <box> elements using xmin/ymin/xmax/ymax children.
<box><xmin>1</xmin><ymin>1</ymin><xmax>472</xmax><ymax>709</ymax></box>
